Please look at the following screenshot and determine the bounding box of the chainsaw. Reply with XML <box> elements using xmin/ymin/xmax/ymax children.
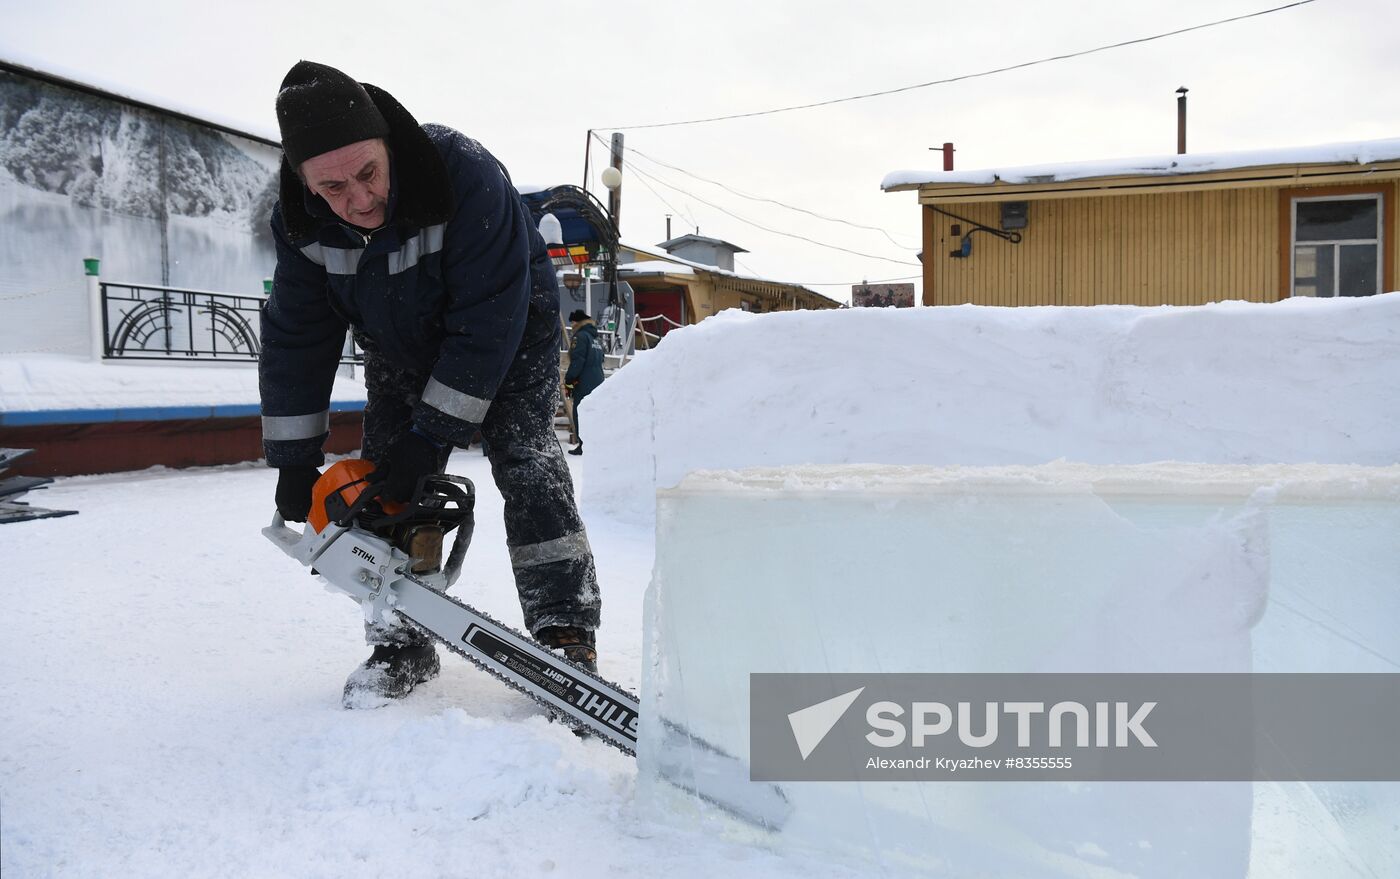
<box><xmin>262</xmin><ymin>460</ymin><xmax>791</xmax><ymax>830</ymax></box>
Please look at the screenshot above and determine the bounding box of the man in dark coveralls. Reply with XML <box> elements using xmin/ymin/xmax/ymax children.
<box><xmin>259</xmin><ymin>61</ymin><xmax>600</xmax><ymax>707</ymax></box>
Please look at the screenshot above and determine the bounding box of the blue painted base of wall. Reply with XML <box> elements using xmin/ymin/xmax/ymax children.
<box><xmin>0</xmin><ymin>400</ymin><xmax>365</xmax><ymax>428</ymax></box>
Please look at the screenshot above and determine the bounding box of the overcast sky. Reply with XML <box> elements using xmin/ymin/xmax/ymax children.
<box><xmin>3</xmin><ymin>0</ymin><xmax>1397</xmax><ymax>301</ymax></box>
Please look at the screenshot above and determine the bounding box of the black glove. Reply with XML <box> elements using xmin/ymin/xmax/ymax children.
<box><xmin>372</xmin><ymin>427</ymin><xmax>446</xmax><ymax>503</ymax></box>
<box><xmin>275</xmin><ymin>465</ymin><xmax>321</xmax><ymax>522</ymax></box>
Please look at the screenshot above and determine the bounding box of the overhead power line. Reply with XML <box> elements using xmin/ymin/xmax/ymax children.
<box><xmin>730</xmin><ymin>257</ymin><xmax>920</xmax><ymax>291</ymax></box>
<box><xmin>623</xmin><ymin>160</ymin><xmax>697</xmax><ymax>229</ymax></box>
<box><xmin>624</xmin><ymin>160</ymin><xmax>920</xmax><ymax>267</ymax></box>
<box><xmin>599</xmin><ymin>0</ymin><xmax>1319</xmax><ymax>131</ymax></box>
<box><xmin>798</xmin><ymin>275</ymin><xmax>922</xmax><ymax>287</ymax></box>
<box><xmin>617</xmin><ymin>139</ymin><xmax>919</xmax><ymax>250</ymax></box>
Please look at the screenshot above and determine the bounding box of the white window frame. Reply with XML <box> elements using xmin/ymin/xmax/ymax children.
<box><xmin>1289</xmin><ymin>192</ymin><xmax>1384</xmax><ymax>298</ymax></box>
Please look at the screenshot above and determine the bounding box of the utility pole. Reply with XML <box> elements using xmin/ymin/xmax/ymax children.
<box><xmin>607</xmin><ymin>133</ymin><xmax>624</xmax><ymax>232</ymax></box>
<box><xmin>605</xmin><ymin>133</ymin><xmax>625</xmax><ymax>319</ymax></box>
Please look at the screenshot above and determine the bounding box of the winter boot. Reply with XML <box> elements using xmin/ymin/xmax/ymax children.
<box><xmin>567</xmin><ymin>443</ymin><xmax>583</xmax><ymax>456</ymax></box>
<box><xmin>537</xmin><ymin>626</ymin><xmax>598</xmax><ymax>675</ymax></box>
<box><xmin>342</xmin><ymin>644</ymin><xmax>440</xmax><ymax>709</ymax></box>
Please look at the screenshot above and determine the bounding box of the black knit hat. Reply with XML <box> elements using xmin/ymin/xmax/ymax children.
<box><xmin>568</xmin><ymin>310</ymin><xmax>590</xmax><ymax>323</ymax></box>
<box><xmin>276</xmin><ymin>61</ymin><xmax>390</xmax><ymax>168</ymax></box>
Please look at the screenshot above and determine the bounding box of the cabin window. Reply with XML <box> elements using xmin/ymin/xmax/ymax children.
<box><xmin>1290</xmin><ymin>195</ymin><xmax>1382</xmax><ymax>298</ymax></box>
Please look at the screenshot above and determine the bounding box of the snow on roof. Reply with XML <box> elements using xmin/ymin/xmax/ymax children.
<box><xmin>618</xmin><ymin>260</ymin><xmax>695</xmax><ymax>276</ymax></box>
<box><xmin>882</xmin><ymin>136</ymin><xmax>1400</xmax><ymax>191</ymax></box>
<box><xmin>0</xmin><ymin>53</ymin><xmax>279</xmax><ymax>145</ymax></box>
<box><xmin>620</xmin><ymin>243</ymin><xmax>839</xmax><ymax>305</ymax></box>
<box><xmin>657</xmin><ymin>233</ymin><xmax>748</xmax><ymax>254</ymax></box>
<box><xmin>622</xmin><ymin>243</ymin><xmax>743</xmax><ymax>277</ymax></box>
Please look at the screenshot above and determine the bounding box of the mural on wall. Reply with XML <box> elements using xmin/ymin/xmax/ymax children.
<box><xmin>0</xmin><ymin>69</ymin><xmax>281</xmax><ymax>356</ymax></box>
<box><xmin>851</xmin><ymin>283</ymin><xmax>915</xmax><ymax>308</ymax></box>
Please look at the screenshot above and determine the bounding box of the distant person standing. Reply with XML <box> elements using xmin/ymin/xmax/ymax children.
<box><xmin>564</xmin><ymin>310</ymin><xmax>604</xmax><ymax>456</ymax></box>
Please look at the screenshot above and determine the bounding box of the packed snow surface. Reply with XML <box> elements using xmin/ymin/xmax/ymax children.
<box><xmin>0</xmin><ymin>455</ymin><xmax>866</xmax><ymax>878</ymax></box>
<box><xmin>0</xmin><ymin>354</ymin><xmax>366</xmax><ymax>413</ymax></box>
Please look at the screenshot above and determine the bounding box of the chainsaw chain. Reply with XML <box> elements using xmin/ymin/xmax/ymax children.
<box><xmin>392</xmin><ymin>573</ymin><xmax>640</xmax><ymax>757</ymax></box>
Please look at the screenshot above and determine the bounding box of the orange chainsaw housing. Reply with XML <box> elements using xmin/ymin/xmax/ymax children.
<box><xmin>308</xmin><ymin>459</ymin><xmax>403</xmax><ymax>533</ymax></box>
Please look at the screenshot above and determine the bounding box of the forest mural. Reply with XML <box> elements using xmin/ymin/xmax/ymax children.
<box><xmin>0</xmin><ymin>68</ymin><xmax>280</xmax><ymax>356</ymax></box>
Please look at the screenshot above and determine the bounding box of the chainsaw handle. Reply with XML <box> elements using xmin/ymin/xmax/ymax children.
<box><xmin>368</xmin><ymin>474</ymin><xmax>475</xmax><ymax>531</ymax></box>
<box><xmin>263</xmin><ymin>511</ymin><xmax>304</xmax><ymax>556</ymax></box>
<box><xmin>263</xmin><ymin>510</ymin><xmax>350</xmax><ymax>566</ymax></box>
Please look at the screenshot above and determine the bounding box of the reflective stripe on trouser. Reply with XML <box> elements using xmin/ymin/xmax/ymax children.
<box><xmin>357</xmin><ymin>338</ymin><xmax>601</xmax><ymax>647</ymax></box>
<box><xmin>483</xmin><ymin>333</ymin><xmax>600</xmax><ymax>637</ymax></box>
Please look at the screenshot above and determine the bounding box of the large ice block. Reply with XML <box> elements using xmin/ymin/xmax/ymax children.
<box><xmin>638</xmin><ymin>463</ymin><xmax>1400</xmax><ymax>878</ymax></box>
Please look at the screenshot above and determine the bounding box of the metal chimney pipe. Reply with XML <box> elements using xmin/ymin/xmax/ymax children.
<box><xmin>942</xmin><ymin>142</ymin><xmax>955</xmax><ymax>171</ymax></box>
<box><xmin>665</xmin><ymin>214</ymin><xmax>672</xmax><ymax>240</ymax></box>
<box><xmin>1176</xmin><ymin>87</ymin><xmax>1188</xmax><ymax>155</ymax></box>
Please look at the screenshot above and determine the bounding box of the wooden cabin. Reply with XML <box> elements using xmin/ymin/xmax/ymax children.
<box><xmin>883</xmin><ymin>139</ymin><xmax>1400</xmax><ymax>306</ymax></box>
<box><xmin>617</xmin><ymin>241</ymin><xmax>840</xmax><ymax>344</ymax></box>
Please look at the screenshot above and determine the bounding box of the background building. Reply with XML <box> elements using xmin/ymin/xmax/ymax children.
<box><xmin>619</xmin><ymin>236</ymin><xmax>841</xmax><ymax>345</ymax></box>
<box><xmin>884</xmin><ymin>138</ymin><xmax>1400</xmax><ymax>306</ymax></box>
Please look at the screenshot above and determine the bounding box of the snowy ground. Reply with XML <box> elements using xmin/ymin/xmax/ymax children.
<box><xmin>0</xmin><ymin>447</ymin><xmax>867</xmax><ymax>879</ymax></box>
<box><xmin>5</xmin><ymin>296</ymin><xmax>1396</xmax><ymax>876</ymax></box>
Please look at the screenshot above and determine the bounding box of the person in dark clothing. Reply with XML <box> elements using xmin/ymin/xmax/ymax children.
<box><xmin>563</xmin><ymin>310</ymin><xmax>605</xmax><ymax>456</ymax></box>
<box><xmin>261</xmin><ymin>61</ymin><xmax>601</xmax><ymax>706</ymax></box>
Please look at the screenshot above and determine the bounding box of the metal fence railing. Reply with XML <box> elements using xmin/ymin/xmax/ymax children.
<box><xmin>634</xmin><ymin>312</ymin><xmax>683</xmax><ymax>349</ymax></box>
<box><xmin>99</xmin><ymin>282</ymin><xmax>360</xmax><ymax>364</ymax></box>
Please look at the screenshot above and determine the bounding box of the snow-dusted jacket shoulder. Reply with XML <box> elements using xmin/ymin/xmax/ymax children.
<box><xmin>259</xmin><ymin>88</ymin><xmax>558</xmax><ymax>467</ymax></box>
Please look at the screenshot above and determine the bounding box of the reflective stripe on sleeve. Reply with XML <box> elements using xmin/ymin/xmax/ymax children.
<box><xmin>387</xmin><ymin>224</ymin><xmax>446</xmax><ymax>275</ymax></box>
<box><xmin>299</xmin><ymin>242</ymin><xmax>362</xmax><ymax>275</ymax></box>
<box><xmin>261</xmin><ymin>410</ymin><xmax>330</xmax><ymax>441</ymax></box>
<box><xmin>420</xmin><ymin>377</ymin><xmax>491</xmax><ymax>423</ymax></box>
<box><xmin>508</xmin><ymin>530</ymin><xmax>593</xmax><ymax>569</ymax></box>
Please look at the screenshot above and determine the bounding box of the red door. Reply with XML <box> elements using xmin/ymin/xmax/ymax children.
<box><xmin>634</xmin><ymin>286</ymin><xmax>685</xmax><ymax>340</ymax></box>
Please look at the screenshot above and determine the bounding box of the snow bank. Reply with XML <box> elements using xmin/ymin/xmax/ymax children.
<box><xmin>582</xmin><ymin>294</ymin><xmax>1400</xmax><ymax>523</ymax></box>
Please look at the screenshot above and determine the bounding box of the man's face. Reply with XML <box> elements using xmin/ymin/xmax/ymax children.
<box><xmin>300</xmin><ymin>138</ymin><xmax>390</xmax><ymax>229</ymax></box>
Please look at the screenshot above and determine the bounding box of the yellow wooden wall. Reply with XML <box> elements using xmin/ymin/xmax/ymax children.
<box><xmin>925</xmin><ymin>189</ymin><xmax>1281</xmax><ymax>306</ymax></box>
<box><xmin>921</xmin><ymin>182</ymin><xmax>1398</xmax><ymax>306</ymax></box>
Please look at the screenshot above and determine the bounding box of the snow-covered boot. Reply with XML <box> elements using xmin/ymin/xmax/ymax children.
<box><xmin>538</xmin><ymin>626</ymin><xmax>598</xmax><ymax>674</ymax></box>
<box><xmin>342</xmin><ymin>644</ymin><xmax>440</xmax><ymax>709</ymax></box>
